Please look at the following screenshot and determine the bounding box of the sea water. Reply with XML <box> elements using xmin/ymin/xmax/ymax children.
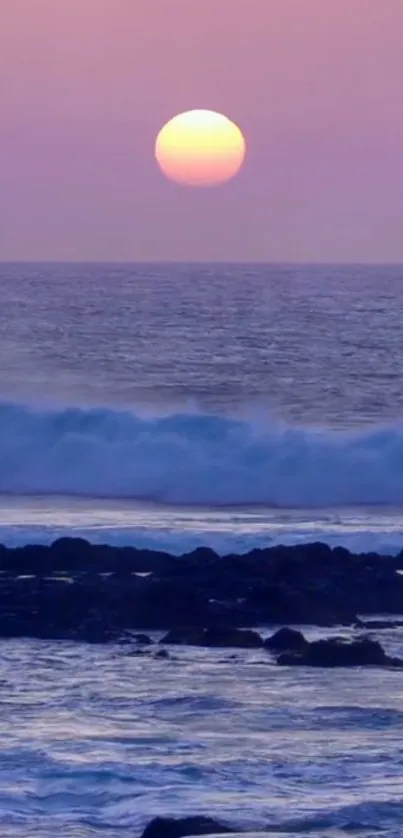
<box><xmin>1</xmin><ymin>262</ymin><xmax>403</xmax><ymax>836</ymax></box>
<box><xmin>2</xmin><ymin>262</ymin><xmax>403</xmax><ymax>554</ymax></box>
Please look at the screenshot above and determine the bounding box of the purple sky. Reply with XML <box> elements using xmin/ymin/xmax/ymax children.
<box><xmin>1</xmin><ymin>0</ymin><xmax>403</xmax><ymax>262</ymax></box>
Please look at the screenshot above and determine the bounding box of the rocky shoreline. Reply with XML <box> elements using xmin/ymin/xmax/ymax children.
<box><xmin>0</xmin><ymin>537</ymin><xmax>402</xmax><ymax>642</ymax></box>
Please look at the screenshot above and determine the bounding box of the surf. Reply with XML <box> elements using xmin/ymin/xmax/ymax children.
<box><xmin>0</xmin><ymin>401</ymin><xmax>403</xmax><ymax>507</ymax></box>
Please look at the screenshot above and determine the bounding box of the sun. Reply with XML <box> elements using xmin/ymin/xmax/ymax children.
<box><xmin>155</xmin><ymin>110</ymin><xmax>246</xmax><ymax>187</ymax></box>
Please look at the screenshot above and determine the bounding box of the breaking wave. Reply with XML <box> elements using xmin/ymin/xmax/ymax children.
<box><xmin>1</xmin><ymin>401</ymin><xmax>403</xmax><ymax>506</ymax></box>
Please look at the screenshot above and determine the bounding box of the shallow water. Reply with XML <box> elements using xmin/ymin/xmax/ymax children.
<box><xmin>1</xmin><ymin>628</ymin><xmax>403</xmax><ymax>837</ymax></box>
<box><xmin>1</xmin><ymin>495</ymin><xmax>403</xmax><ymax>557</ymax></box>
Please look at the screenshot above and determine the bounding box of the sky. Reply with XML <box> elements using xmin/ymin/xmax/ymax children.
<box><xmin>1</xmin><ymin>0</ymin><xmax>403</xmax><ymax>263</ymax></box>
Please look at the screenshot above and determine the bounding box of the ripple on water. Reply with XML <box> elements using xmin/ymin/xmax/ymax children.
<box><xmin>1</xmin><ymin>638</ymin><xmax>403</xmax><ymax>836</ymax></box>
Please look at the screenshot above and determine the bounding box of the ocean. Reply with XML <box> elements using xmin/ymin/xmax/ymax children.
<box><xmin>1</xmin><ymin>262</ymin><xmax>403</xmax><ymax>837</ymax></box>
<box><xmin>1</xmin><ymin>262</ymin><xmax>403</xmax><ymax>554</ymax></box>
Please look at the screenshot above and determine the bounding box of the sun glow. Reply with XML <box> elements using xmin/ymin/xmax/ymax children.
<box><xmin>155</xmin><ymin>110</ymin><xmax>246</xmax><ymax>187</ymax></box>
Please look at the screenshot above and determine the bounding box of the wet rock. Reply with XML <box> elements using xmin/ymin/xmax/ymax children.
<box><xmin>51</xmin><ymin>536</ymin><xmax>92</xmax><ymax>555</ymax></box>
<box><xmin>154</xmin><ymin>648</ymin><xmax>169</xmax><ymax>659</ymax></box>
<box><xmin>359</xmin><ymin>619</ymin><xmax>403</xmax><ymax>630</ymax></box>
<box><xmin>132</xmin><ymin>633</ymin><xmax>155</xmax><ymax>645</ymax></box>
<box><xmin>243</xmin><ymin>583</ymin><xmax>358</xmax><ymax>627</ymax></box>
<box><xmin>140</xmin><ymin>816</ymin><xmax>233</xmax><ymax>838</ymax></box>
<box><xmin>160</xmin><ymin>627</ymin><xmax>264</xmax><ymax>648</ymax></box>
<box><xmin>263</xmin><ymin>627</ymin><xmax>308</xmax><ymax>653</ymax></box>
<box><xmin>205</xmin><ymin>627</ymin><xmax>263</xmax><ymax>648</ymax></box>
<box><xmin>132</xmin><ymin>579</ymin><xmax>211</xmax><ymax>629</ymax></box>
<box><xmin>71</xmin><ymin>618</ymin><xmax>123</xmax><ymax>644</ymax></box>
<box><xmin>160</xmin><ymin>627</ymin><xmax>206</xmax><ymax>646</ymax></box>
<box><xmin>277</xmin><ymin>636</ymin><xmax>403</xmax><ymax>668</ymax></box>
<box><xmin>0</xmin><ymin>540</ymin><xmax>403</xmax><ymax>640</ymax></box>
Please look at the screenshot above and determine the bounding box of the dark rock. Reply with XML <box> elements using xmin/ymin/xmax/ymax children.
<box><xmin>154</xmin><ymin>648</ymin><xmax>169</xmax><ymax>659</ymax></box>
<box><xmin>51</xmin><ymin>536</ymin><xmax>92</xmax><ymax>554</ymax></box>
<box><xmin>181</xmin><ymin>547</ymin><xmax>218</xmax><ymax>564</ymax></box>
<box><xmin>359</xmin><ymin>620</ymin><xmax>403</xmax><ymax>630</ymax></box>
<box><xmin>131</xmin><ymin>579</ymin><xmax>211</xmax><ymax>629</ymax></box>
<box><xmin>264</xmin><ymin>627</ymin><xmax>308</xmax><ymax>653</ymax></box>
<box><xmin>160</xmin><ymin>627</ymin><xmax>206</xmax><ymax>646</ymax></box>
<box><xmin>160</xmin><ymin>626</ymin><xmax>263</xmax><ymax>648</ymax></box>
<box><xmin>132</xmin><ymin>634</ymin><xmax>155</xmax><ymax>645</ymax></box>
<box><xmin>277</xmin><ymin>636</ymin><xmax>403</xmax><ymax>668</ymax></box>
<box><xmin>0</xmin><ymin>539</ymin><xmax>403</xmax><ymax>641</ymax></box>
<box><xmin>202</xmin><ymin>626</ymin><xmax>263</xmax><ymax>648</ymax></box>
<box><xmin>71</xmin><ymin>618</ymin><xmax>123</xmax><ymax>645</ymax></box>
<box><xmin>140</xmin><ymin>816</ymin><xmax>233</xmax><ymax>838</ymax></box>
<box><xmin>244</xmin><ymin>583</ymin><xmax>358</xmax><ymax>627</ymax></box>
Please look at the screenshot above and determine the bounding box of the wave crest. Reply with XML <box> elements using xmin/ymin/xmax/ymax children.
<box><xmin>0</xmin><ymin>401</ymin><xmax>402</xmax><ymax>506</ymax></box>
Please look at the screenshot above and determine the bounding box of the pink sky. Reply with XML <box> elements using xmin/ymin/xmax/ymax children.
<box><xmin>1</xmin><ymin>0</ymin><xmax>403</xmax><ymax>262</ymax></box>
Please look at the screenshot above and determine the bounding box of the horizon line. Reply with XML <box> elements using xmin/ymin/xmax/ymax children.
<box><xmin>1</xmin><ymin>259</ymin><xmax>403</xmax><ymax>267</ymax></box>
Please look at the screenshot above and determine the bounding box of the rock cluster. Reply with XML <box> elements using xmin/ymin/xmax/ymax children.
<box><xmin>159</xmin><ymin>626</ymin><xmax>402</xmax><ymax>668</ymax></box>
<box><xmin>0</xmin><ymin>538</ymin><xmax>402</xmax><ymax>640</ymax></box>
<box><xmin>270</xmin><ymin>632</ymin><xmax>403</xmax><ymax>668</ymax></box>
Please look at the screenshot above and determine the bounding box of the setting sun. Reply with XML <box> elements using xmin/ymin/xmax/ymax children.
<box><xmin>155</xmin><ymin>110</ymin><xmax>246</xmax><ymax>187</ymax></box>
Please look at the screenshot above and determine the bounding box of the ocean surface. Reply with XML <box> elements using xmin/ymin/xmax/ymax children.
<box><xmin>1</xmin><ymin>262</ymin><xmax>403</xmax><ymax>554</ymax></box>
<box><xmin>2</xmin><ymin>625</ymin><xmax>403</xmax><ymax>838</ymax></box>
<box><xmin>2</xmin><ymin>262</ymin><xmax>403</xmax><ymax>837</ymax></box>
